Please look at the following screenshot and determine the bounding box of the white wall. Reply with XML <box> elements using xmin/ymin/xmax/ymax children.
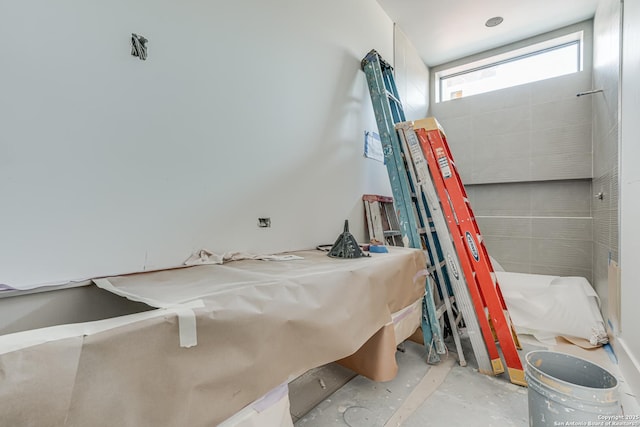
<box><xmin>0</xmin><ymin>1</ymin><xmax>394</xmax><ymax>288</ymax></box>
<box><xmin>393</xmin><ymin>25</ymin><xmax>430</xmax><ymax>121</ymax></box>
<box><xmin>619</xmin><ymin>0</ymin><xmax>640</xmax><ymax>397</ymax></box>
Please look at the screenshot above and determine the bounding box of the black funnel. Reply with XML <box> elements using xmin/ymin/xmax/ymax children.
<box><xmin>328</xmin><ymin>220</ymin><xmax>369</xmax><ymax>259</ymax></box>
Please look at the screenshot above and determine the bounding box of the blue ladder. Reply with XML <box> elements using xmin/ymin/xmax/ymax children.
<box><xmin>361</xmin><ymin>50</ymin><xmax>445</xmax><ymax>361</ymax></box>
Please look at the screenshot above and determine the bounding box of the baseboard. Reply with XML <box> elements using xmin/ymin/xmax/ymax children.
<box><xmin>613</xmin><ymin>337</ymin><xmax>640</xmax><ymax>410</ymax></box>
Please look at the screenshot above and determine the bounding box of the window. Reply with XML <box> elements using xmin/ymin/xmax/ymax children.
<box><xmin>435</xmin><ymin>31</ymin><xmax>583</xmax><ymax>102</ymax></box>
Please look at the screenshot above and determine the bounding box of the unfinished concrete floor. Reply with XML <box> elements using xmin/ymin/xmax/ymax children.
<box><xmin>289</xmin><ymin>334</ymin><xmax>640</xmax><ymax>426</ymax></box>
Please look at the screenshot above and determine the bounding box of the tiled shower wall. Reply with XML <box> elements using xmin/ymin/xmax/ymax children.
<box><xmin>592</xmin><ymin>0</ymin><xmax>621</xmax><ymax>316</ymax></box>
<box><xmin>430</xmin><ymin>21</ymin><xmax>595</xmax><ymax>282</ymax></box>
<box><xmin>466</xmin><ymin>181</ymin><xmax>593</xmax><ymax>279</ymax></box>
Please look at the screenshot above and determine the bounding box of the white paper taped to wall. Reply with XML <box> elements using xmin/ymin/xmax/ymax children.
<box><xmin>364</xmin><ymin>131</ymin><xmax>384</xmax><ymax>163</ymax></box>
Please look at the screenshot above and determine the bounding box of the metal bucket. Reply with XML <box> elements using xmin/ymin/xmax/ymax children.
<box><xmin>525</xmin><ymin>350</ymin><xmax>621</xmax><ymax>426</ymax></box>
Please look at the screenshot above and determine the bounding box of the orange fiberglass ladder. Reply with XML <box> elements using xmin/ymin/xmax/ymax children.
<box><xmin>413</xmin><ymin>117</ymin><xmax>526</xmax><ymax>387</ymax></box>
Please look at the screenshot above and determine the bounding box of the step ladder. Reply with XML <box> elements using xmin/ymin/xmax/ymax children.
<box><xmin>362</xmin><ymin>194</ymin><xmax>403</xmax><ymax>246</ymax></box>
<box><xmin>413</xmin><ymin>117</ymin><xmax>526</xmax><ymax>386</ymax></box>
<box><xmin>396</xmin><ymin>122</ymin><xmax>496</xmax><ymax>375</ymax></box>
<box><xmin>361</xmin><ymin>49</ymin><xmax>459</xmax><ymax>364</ymax></box>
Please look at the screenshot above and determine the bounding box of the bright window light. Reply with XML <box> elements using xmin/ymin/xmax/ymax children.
<box><xmin>436</xmin><ymin>31</ymin><xmax>584</xmax><ymax>102</ymax></box>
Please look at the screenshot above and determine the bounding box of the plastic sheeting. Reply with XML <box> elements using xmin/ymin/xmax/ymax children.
<box><xmin>497</xmin><ymin>271</ymin><xmax>608</xmax><ymax>347</ymax></box>
<box><xmin>218</xmin><ymin>384</ymin><xmax>294</xmax><ymax>427</ymax></box>
<box><xmin>217</xmin><ymin>298</ymin><xmax>422</xmax><ymax>427</ymax></box>
<box><xmin>0</xmin><ymin>247</ymin><xmax>426</xmax><ymax>427</ymax></box>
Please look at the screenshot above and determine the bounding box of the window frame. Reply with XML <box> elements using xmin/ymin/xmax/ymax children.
<box><xmin>434</xmin><ymin>31</ymin><xmax>584</xmax><ymax>103</ymax></box>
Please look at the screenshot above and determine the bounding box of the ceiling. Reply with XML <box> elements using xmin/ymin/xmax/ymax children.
<box><xmin>376</xmin><ymin>0</ymin><xmax>600</xmax><ymax>67</ymax></box>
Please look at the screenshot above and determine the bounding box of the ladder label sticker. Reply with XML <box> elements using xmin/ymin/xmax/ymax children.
<box><xmin>465</xmin><ymin>232</ymin><xmax>480</xmax><ymax>261</ymax></box>
<box><xmin>406</xmin><ymin>129</ymin><xmax>419</xmax><ymax>147</ymax></box>
<box><xmin>399</xmin><ymin>128</ymin><xmax>429</xmax><ymax>186</ymax></box>
<box><xmin>437</xmin><ymin>155</ymin><xmax>452</xmax><ymax>179</ymax></box>
<box><xmin>407</xmin><ymin>140</ymin><xmax>428</xmax><ymax>184</ymax></box>
<box><xmin>447</xmin><ymin>253</ymin><xmax>460</xmax><ymax>279</ymax></box>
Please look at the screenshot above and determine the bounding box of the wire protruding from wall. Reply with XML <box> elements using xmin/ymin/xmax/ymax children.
<box><xmin>576</xmin><ymin>89</ymin><xmax>603</xmax><ymax>97</ymax></box>
<box><xmin>131</xmin><ymin>33</ymin><xmax>148</xmax><ymax>61</ymax></box>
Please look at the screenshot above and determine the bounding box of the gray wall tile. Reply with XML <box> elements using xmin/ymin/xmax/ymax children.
<box><xmin>593</xmin><ymin>174</ymin><xmax>611</xmax><ymax>211</ymax></box>
<box><xmin>474</xmin><ymin>131</ymin><xmax>531</xmax><ymax>163</ymax></box>
<box><xmin>497</xmin><ymin>262</ymin><xmax>531</xmax><ymax>274</ymax></box>
<box><xmin>472</xmin><ymin>157</ymin><xmax>531</xmax><ymax>183</ymax></box>
<box><xmin>465</xmin><ymin>83</ymin><xmax>532</xmax><ymax>112</ymax></box>
<box><xmin>431</xmin><ymin>97</ymin><xmax>470</xmax><ymax>119</ymax></box>
<box><xmin>592</xmin><ymin>89</ymin><xmax>618</xmax><ymax>137</ymax></box>
<box><xmin>610</xmin><ymin>162</ymin><xmax>619</xmax><ymax>210</ymax></box>
<box><xmin>592</xmin><ymin>242</ymin><xmax>611</xmax><ymax>319</ymax></box>
<box><xmin>590</xmin><ymin>0</ymin><xmax>620</xmax><ymax>303</ymax></box>
<box><xmin>473</xmin><ymin>105</ymin><xmax>532</xmax><ymax>137</ymax></box>
<box><xmin>476</xmin><ymin>216</ymin><xmax>532</xmax><ymax>238</ymax></box>
<box><xmin>531</xmin><ymin>152</ymin><xmax>593</xmax><ymax>181</ymax></box>
<box><xmin>532</xmin><ymin>97</ymin><xmax>592</xmax><ymax>130</ymax></box>
<box><xmin>531</xmin><ymin>238</ymin><xmax>593</xmax><ymax>270</ymax></box>
<box><xmin>532</xmin><ymin>217</ymin><xmax>593</xmax><ymax>241</ymax></box>
<box><xmin>610</xmin><ymin>209</ymin><xmax>619</xmax><ymax>257</ymax></box>
<box><xmin>594</xmin><ymin>125</ymin><xmax>618</xmax><ymax>178</ymax></box>
<box><xmin>593</xmin><ymin>207</ymin><xmax>611</xmax><ymax>246</ymax></box>
<box><xmin>529</xmin><ymin>264</ymin><xmax>593</xmax><ymax>283</ymax></box>
<box><xmin>531</xmin><ymin>124</ymin><xmax>591</xmax><ymax>156</ymax></box>
<box><xmin>467</xmin><ymin>183</ymin><xmax>531</xmax><ymax>216</ymax></box>
<box><xmin>440</xmin><ymin>115</ymin><xmax>474</xmax><ymax>179</ymax></box>
<box><xmin>483</xmin><ymin>236</ymin><xmax>532</xmax><ymax>264</ymax></box>
<box><xmin>530</xmin><ymin>71</ymin><xmax>592</xmax><ymax>104</ymax></box>
<box><xmin>530</xmin><ymin>180</ymin><xmax>592</xmax><ymax>217</ymax></box>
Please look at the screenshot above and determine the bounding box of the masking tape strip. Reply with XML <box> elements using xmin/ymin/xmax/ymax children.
<box><xmin>93</xmin><ymin>278</ymin><xmax>204</xmax><ymax>348</ymax></box>
<box><xmin>174</xmin><ymin>305</ymin><xmax>198</xmax><ymax>348</ymax></box>
<box><xmin>0</xmin><ymin>308</ymin><xmax>166</xmax><ymax>355</ymax></box>
<box><xmin>412</xmin><ymin>269</ymin><xmax>429</xmax><ymax>283</ymax></box>
<box><xmin>217</xmin><ymin>383</ymin><xmax>290</xmax><ymax>426</ymax></box>
<box><xmin>392</xmin><ymin>298</ymin><xmax>422</xmax><ymax>325</ymax></box>
<box><xmin>252</xmin><ymin>383</ymin><xmax>289</xmax><ymax>413</ymax></box>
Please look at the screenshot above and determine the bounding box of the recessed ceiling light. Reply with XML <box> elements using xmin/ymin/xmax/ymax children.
<box><xmin>485</xmin><ymin>16</ymin><xmax>504</xmax><ymax>27</ymax></box>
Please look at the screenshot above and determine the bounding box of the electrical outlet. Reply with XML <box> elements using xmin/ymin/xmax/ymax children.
<box><xmin>258</xmin><ymin>218</ymin><xmax>271</xmax><ymax>228</ymax></box>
